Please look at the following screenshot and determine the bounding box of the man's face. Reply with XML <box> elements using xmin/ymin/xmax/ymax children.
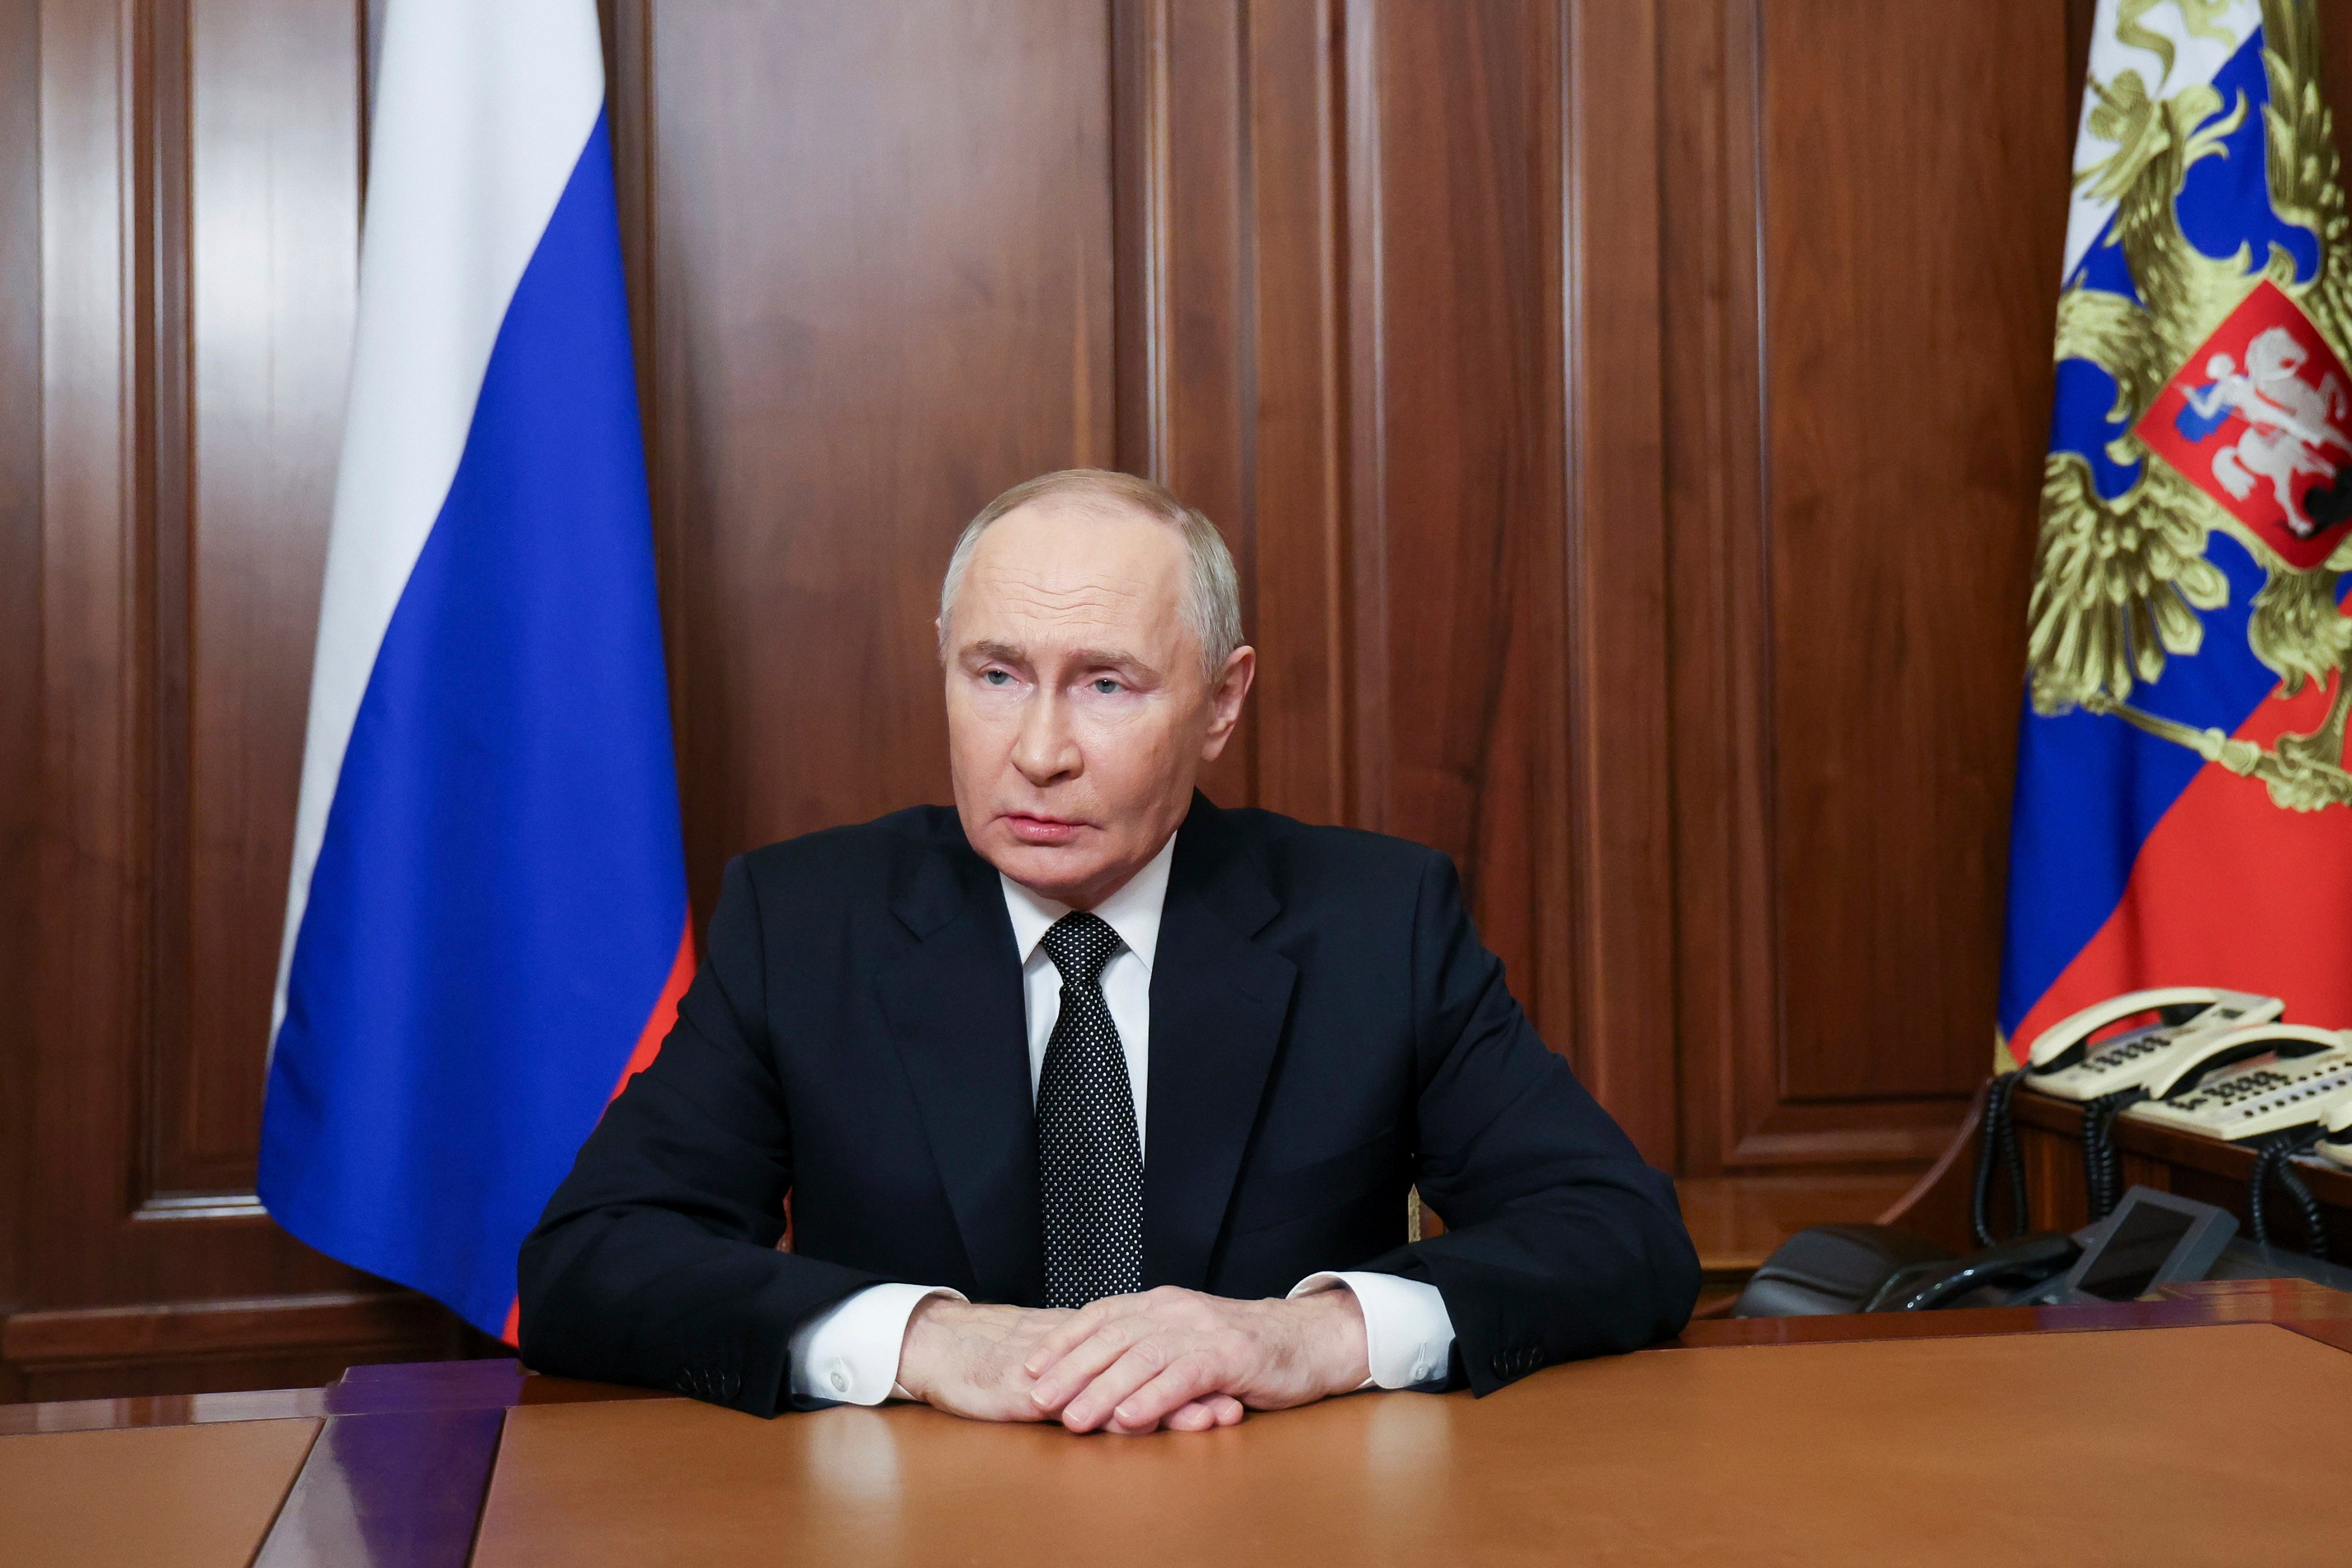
<box><xmin>941</xmin><ymin>499</ymin><xmax>1253</xmax><ymax>909</ymax></box>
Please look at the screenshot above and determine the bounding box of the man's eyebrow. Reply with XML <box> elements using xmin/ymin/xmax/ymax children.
<box><xmin>1066</xmin><ymin>647</ymin><xmax>1152</xmax><ymax>672</ymax></box>
<box><xmin>959</xmin><ymin>639</ymin><xmax>1154</xmax><ymax>674</ymax></box>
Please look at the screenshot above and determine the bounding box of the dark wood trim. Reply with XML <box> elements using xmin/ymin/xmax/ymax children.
<box><xmin>137</xmin><ymin>0</ymin><xmax>201</xmax><ymax>1202</ymax></box>
<box><xmin>1558</xmin><ymin>0</ymin><xmax>1675</xmax><ymax>1165</ymax></box>
<box><xmin>3</xmin><ymin>1291</ymin><xmax>459</xmax><ymax>1371</ymax></box>
<box><xmin>34</xmin><ymin>0</ymin><xmax>146</xmax><ymax>1316</ymax></box>
<box><xmin>0</xmin><ymin>0</ymin><xmax>46</xmax><ymax>1365</ymax></box>
<box><xmin>1241</xmin><ymin>0</ymin><xmax>1349</xmax><ymax>825</ymax></box>
<box><xmin>1339</xmin><ymin>0</ymin><xmax>1388</xmax><ymax>835</ymax></box>
<box><xmin>1661</xmin><ymin>0</ymin><xmax>1778</xmax><ymax>1181</ymax></box>
<box><xmin>1113</xmin><ymin>0</ymin><xmax>1174</xmax><ymax>485</ymax></box>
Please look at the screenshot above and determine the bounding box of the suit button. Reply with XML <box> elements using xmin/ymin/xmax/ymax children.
<box><xmin>1489</xmin><ymin>1351</ymin><xmax>1509</xmax><ymax>1377</ymax></box>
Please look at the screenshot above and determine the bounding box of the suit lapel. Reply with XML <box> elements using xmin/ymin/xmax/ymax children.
<box><xmin>876</xmin><ymin>839</ymin><xmax>1042</xmax><ymax>1306</ymax></box>
<box><xmin>1142</xmin><ymin>799</ymin><xmax>1297</xmax><ymax>1291</ymax></box>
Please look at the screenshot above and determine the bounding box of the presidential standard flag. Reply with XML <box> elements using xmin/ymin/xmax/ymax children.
<box><xmin>2002</xmin><ymin>0</ymin><xmax>2352</xmax><ymax>1059</ymax></box>
<box><xmin>260</xmin><ymin>0</ymin><xmax>692</xmax><ymax>1342</ymax></box>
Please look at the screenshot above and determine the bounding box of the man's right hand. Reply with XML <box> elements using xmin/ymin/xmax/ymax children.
<box><xmin>894</xmin><ymin>1300</ymin><xmax>1072</xmax><ymax>1422</ymax></box>
<box><xmin>895</xmin><ymin>1299</ymin><xmax>1245</xmax><ymax>1431</ymax></box>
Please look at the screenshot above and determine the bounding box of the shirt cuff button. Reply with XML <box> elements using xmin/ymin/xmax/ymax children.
<box><xmin>829</xmin><ymin>1368</ymin><xmax>849</xmax><ymax>1394</ymax></box>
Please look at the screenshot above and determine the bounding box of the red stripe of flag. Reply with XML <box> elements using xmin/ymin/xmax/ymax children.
<box><xmin>500</xmin><ymin>914</ymin><xmax>697</xmax><ymax>1346</ymax></box>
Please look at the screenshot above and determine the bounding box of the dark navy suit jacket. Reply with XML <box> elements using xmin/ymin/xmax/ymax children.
<box><xmin>518</xmin><ymin>795</ymin><xmax>1698</xmax><ymax>1415</ymax></box>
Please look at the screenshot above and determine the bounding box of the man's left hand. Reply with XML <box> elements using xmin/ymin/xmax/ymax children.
<box><xmin>1022</xmin><ymin>1285</ymin><xmax>1370</xmax><ymax>1434</ymax></box>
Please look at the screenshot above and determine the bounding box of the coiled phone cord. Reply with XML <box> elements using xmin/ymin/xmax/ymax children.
<box><xmin>1972</xmin><ymin>1072</ymin><xmax>2031</xmax><ymax>1248</ymax></box>
<box><xmin>2079</xmin><ymin>1090</ymin><xmax>2142</xmax><ymax>1223</ymax></box>
<box><xmin>2248</xmin><ymin>1127</ymin><xmax>2331</xmax><ymax>1262</ymax></box>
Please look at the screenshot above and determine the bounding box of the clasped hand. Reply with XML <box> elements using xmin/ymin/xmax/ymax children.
<box><xmin>895</xmin><ymin>1285</ymin><xmax>1369</xmax><ymax>1434</ymax></box>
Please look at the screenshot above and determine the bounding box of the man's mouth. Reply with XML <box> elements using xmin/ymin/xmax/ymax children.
<box><xmin>1003</xmin><ymin>812</ymin><xmax>1087</xmax><ymax>847</ymax></box>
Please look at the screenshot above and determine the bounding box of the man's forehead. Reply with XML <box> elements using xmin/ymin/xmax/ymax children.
<box><xmin>964</xmin><ymin>503</ymin><xmax>1186</xmax><ymax>601</ymax></box>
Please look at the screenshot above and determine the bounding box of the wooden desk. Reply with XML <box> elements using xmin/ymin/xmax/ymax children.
<box><xmin>3</xmin><ymin>1279</ymin><xmax>2346</xmax><ymax>1567</ymax></box>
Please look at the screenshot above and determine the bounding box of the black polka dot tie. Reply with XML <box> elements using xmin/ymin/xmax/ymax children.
<box><xmin>1036</xmin><ymin>912</ymin><xmax>1145</xmax><ymax>1309</ymax></box>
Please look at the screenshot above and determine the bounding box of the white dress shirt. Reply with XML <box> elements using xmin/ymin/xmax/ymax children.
<box><xmin>787</xmin><ymin>833</ymin><xmax>1455</xmax><ymax>1405</ymax></box>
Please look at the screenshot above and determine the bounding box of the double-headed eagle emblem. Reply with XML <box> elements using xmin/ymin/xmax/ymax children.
<box><xmin>2031</xmin><ymin>0</ymin><xmax>2352</xmax><ymax>808</ymax></box>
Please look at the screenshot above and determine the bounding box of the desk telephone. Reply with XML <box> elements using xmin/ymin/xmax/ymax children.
<box><xmin>1975</xmin><ymin>988</ymin><xmax>2352</xmax><ymax>1260</ymax></box>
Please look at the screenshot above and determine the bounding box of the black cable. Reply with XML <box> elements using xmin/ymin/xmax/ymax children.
<box><xmin>2001</xmin><ymin>1077</ymin><xmax>2028</xmax><ymax>1239</ymax></box>
<box><xmin>2249</xmin><ymin>1126</ymin><xmax>2330</xmax><ymax>1261</ymax></box>
<box><xmin>1972</xmin><ymin>1074</ymin><xmax>2005</xmax><ymax>1248</ymax></box>
<box><xmin>2079</xmin><ymin>1090</ymin><xmax>2141</xmax><ymax>1223</ymax></box>
<box><xmin>1973</xmin><ymin>1072</ymin><xmax>2029</xmax><ymax>1248</ymax></box>
<box><xmin>2278</xmin><ymin>1162</ymin><xmax>2330</xmax><ymax>1263</ymax></box>
<box><xmin>2248</xmin><ymin>1140</ymin><xmax>2278</xmax><ymax>1246</ymax></box>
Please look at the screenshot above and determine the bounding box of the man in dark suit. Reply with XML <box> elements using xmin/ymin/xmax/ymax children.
<box><xmin>520</xmin><ymin>469</ymin><xmax>1697</xmax><ymax>1432</ymax></box>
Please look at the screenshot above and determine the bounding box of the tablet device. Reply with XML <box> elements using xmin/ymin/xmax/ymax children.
<box><xmin>2044</xmin><ymin>1185</ymin><xmax>2238</xmax><ymax>1304</ymax></box>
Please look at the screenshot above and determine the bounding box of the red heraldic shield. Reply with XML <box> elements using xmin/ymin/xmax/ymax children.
<box><xmin>2137</xmin><ymin>279</ymin><xmax>2352</xmax><ymax>569</ymax></box>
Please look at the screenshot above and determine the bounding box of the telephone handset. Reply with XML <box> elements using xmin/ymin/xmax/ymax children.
<box><xmin>2023</xmin><ymin>987</ymin><xmax>2284</xmax><ymax>1101</ymax></box>
<box><xmin>2315</xmin><ymin>1098</ymin><xmax>2352</xmax><ymax>1174</ymax></box>
<box><xmin>2124</xmin><ymin>1025</ymin><xmax>2352</xmax><ymax>1141</ymax></box>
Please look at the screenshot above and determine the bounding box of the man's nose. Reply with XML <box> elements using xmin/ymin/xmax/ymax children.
<box><xmin>1010</xmin><ymin>688</ymin><xmax>1081</xmax><ymax>786</ymax></box>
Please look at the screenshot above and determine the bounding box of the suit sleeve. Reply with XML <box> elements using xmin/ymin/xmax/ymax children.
<box><xmin>517</xmin><ymin>856</ymin><xmax>884</xmax><ymax>1415</ymax></box>
<box><xmin>1352</xmin><ymin>851</ymin><xmax>1700</xmax><ymax>1394</ymax></box>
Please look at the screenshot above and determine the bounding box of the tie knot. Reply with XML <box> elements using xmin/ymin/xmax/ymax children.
<box><xmin>1039</xmin><ymin>912</ymin><xmax>1122</xmax><ymax>986</ymax></box>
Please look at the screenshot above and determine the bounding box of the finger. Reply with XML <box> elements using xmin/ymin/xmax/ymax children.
<box><xmin>1063</xmin><ymin>1343</ymin><xmax>1202</xmax><ymax>1433</ymax></box>
<box><xmin>1158</xmin><ymin>1393</ymin><xmax>1245</xmax><ymax>1433</ymax></box>
<box><xmin>1024</xmin><ymin>1292</ymin><xmax>1148</xmax><ymax>1377</ymax></box>
<box><xmin>1159</xmin><ymin>1399</ymin><xmax>1221</xmax><ymax>1432</ymax></box>
<box><xmin>1107</xmin><ymin>1359</ymin><xmax>1236</xmax><ymax>1435</ymax></box>
<box><xmin>1028</xmin><ymin>1316</ymin><xmax>1149</xmax><ymax>1413</ymax></box>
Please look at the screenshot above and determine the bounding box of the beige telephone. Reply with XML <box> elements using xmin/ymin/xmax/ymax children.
<box><xmin>2316</xmin><ymin>1098</ymin><xmax>2352</xmax><ymax>1173</ymax></box>
<box><xmin>2123</xmin><ymin>1024</ymin><xmax>2352</xmax><ymax>1141</ymax></box>
<box><xmin>2023</xmin><ymin>987</ymin><xmax>2284</xmax><ymax>1102</ymax></box>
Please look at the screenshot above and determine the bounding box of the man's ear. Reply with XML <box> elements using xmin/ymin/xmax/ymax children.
<box><xmin>1198</xmin><ymin>646</ymin><xmax>1257</xmax><ymax>762</ymax></box>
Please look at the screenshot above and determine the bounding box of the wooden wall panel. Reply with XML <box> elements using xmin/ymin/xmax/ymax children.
<box><xmin>643</xmin><ymin>1</ymin><xmax>1118</xmax><ymax>917</ymax></box>
<box><xmin>156</xmin><ymin>0</ymin><xmax>357</xmax><ymax>1199</ymax></box>
<box><xmin>1347</xmin><ymin>0</ymin><xmax>1581</xmax><ymax>1076</ymax></box>
<box><xmin>1760</xmin><ymin>3</ymin><xmax>2063</xmax><ymax>1107</ymax></box>
<box><xmin>11</xmin><ymin>0</ymin><xmax>490</xmax><ymax>1401</ymax></box>
<box><xmin>1663</xmin><ymin>0</ymin><xmax>2076</xmax><ymax>1173</ymax></box>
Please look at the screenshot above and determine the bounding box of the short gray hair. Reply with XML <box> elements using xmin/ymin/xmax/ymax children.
<box><xmin>937</xmin><ymin>469</ymin><xmax>1245</xmax><ymax>678</ymax></box>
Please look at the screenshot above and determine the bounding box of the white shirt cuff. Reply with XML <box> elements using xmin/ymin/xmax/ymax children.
<box><xmin>787</xmin><ymin>1281</ymin><xmax>966</xmax><ymax>1405</ymax></box>
<box><xmin>1290</xmin><ymin>1270</ymin><xmax>1454</xmax><ymax>1389</ymax></box>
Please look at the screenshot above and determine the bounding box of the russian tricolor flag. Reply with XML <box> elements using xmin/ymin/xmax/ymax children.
<box><xmin>2003</xmin><ymin>1</ymin><xmax>2352</xmax><ymax>1057</ymax></box>
<box><xmin>260</xmin><ymin>0</ymin><xmax>690</xmax><ymax>1342</ymax></box>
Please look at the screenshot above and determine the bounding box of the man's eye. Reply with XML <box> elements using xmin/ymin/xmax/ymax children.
<box><xmin>1091</xmin><ymin>678</ymin><xmax>1122</xmax><ymax>695</ymax></box>
<box><xmin>982</xmin><ymin>669</ymin><xmax>1013</xmax><ymax>687</ymax></box>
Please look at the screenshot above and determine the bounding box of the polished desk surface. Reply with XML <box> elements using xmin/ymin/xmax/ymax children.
<box><xmin>0</xmin><ymin>1417</ymin><xmax>321</xmax><ymax>1568</ymax></box>
<box><xmin>3</xmin><ymin>1278</ymin><xmax>2349</xmax><ymax>1567</ymax></box>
